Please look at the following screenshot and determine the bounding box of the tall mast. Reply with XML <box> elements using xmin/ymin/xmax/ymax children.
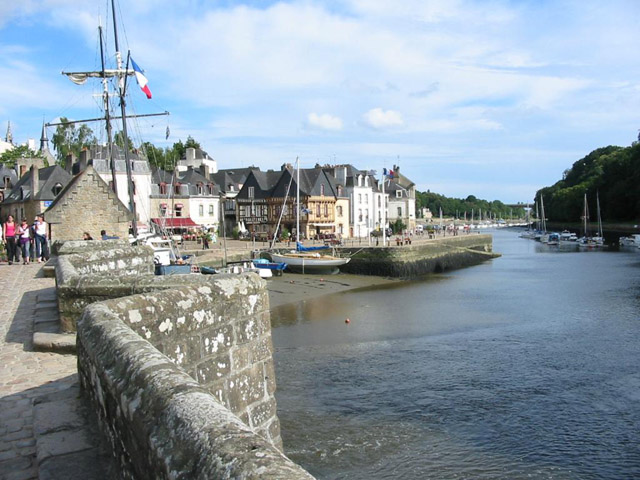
<box><xmin>296</xmin><ymin>157</ymin><xmax>300</xmax><ymax>242</ymax></box>
<box><xmin>99</xmin><ymin>24</ymin><xmax>117</xmax><ymax>193</ymax></box>
<box><xmin>111</xmin><ymin>0</ymin><xmax>137</xmax><ymax>237</ymax></box>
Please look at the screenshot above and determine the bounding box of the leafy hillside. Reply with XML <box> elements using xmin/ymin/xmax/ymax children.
<box><xmin>416</xmin><ymin>192</ymin><xmax>526</xmax><ymax>219</ymax></box>
<box><xmin>535</xmin><ymin>143</ymin><xmax>640</xmax><ymax>222</ymax></box>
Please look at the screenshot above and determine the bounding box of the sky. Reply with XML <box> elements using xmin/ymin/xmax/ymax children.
<box><xmin>1</xmin><ymin>0</ymin><xmax>639</xmax><ymax>204</ymax></box>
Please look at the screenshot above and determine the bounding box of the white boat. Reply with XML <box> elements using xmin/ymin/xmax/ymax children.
<box><xmin>578</xmin><ymin>193</ymin><xmax>606</xmax><ymax>248</ymax></box>
<box><xmin>265</xmin><ymin>158</ymin><xmax>350</xmax><ymax>274</ymax></box>
<box><xmin>619</xmin><ymin>234</ymin><xmax>640</xmax><ymax>247</ymax></box>
<box><xmin>269</xmin><ymin>250</ymin><xmax>350</xmax><ymax>274</ymax></box>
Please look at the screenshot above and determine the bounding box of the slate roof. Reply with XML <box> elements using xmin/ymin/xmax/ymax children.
<box><xmin>1</xmin><ymin>165</ymin><xmax>72</xmax><ymax>204</ymax></box>
<box><xmin>0</xmin><ymin>163</ymin><xmax>18</xmax><ymax>188</ymax></box>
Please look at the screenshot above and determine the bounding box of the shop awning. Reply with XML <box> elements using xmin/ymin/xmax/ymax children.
<box><xmin>151</xmin><ymin>217</ymin><xmax>198</xmax><ymax>228</ymax></box>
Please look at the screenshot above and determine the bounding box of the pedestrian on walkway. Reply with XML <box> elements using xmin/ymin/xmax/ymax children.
<box><xmin>2</xmin><ymin>214</ymin><xmax>18</xmax><ymax>264</ymax></box>
<box><xmin>33</xmin><ymin>214</ymin><xmax>49</xmax><ymax>262</ymax></box>
<box><xmin>17</xmin><ymin>218</ymin><xmax>32</xmax><ymax>264</ymax></box>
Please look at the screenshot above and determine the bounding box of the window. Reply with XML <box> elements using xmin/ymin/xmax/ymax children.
<box><xmin>320</xmin><ymin>184</ymin><xmax>325</xmax><ymax>196</ymax></box>
<box><xmin>396</xmin><ymin>190</ymin><xmax>402</xmax><ymax>198</ymax></box>
<box><xmin>378</xmin><ymin>196</ymin><xmax>381</xmax><ymax>207</ymax></box>
<box><xmin>175</xmin><ymin>204</ymin><xmax>183</xmax><ymax>217</ymax></box>
<box><xmin>358</xmin><ymin>193</ymin><xmax>362</xmax><ymax>204</ymax></box>
<box><xmin>159</xmin><ymin>183</ymin><xmax>167</xmax><ymax>195</ymax></box>
<box><xmin>248</xmin><ymin>186</ymin><xmax>255</xmax><ymax>198</ymax></box>
<box><xmin>316</xmin><ymin>203</ymin><xmax>321</xmax><ymax>216</ymax></box>
<box><xmin>197</xmin><ymin>184</ymin><xmax>203</xmax><ymax>195</ymax></box>
<box><xmin>175</xmin><ymin>184</ymin><xmax>181</xmax><ymax>194</ymax></box>
<box><xmin>199</xmin><ymin>204</ymin><xmax>204</xmax><ymax>216</ymax></box>
<box><xmin>4</xmin><ymin>176</ymin><xmax>11</xmax><ymax>189</ymax></box>
<box><xmin>160</xmin><ymin>204</ymin><xmax>167</xmax><ymax>217</ymax></box>
<box><xmin>52</xmin><ymin>183</ymin><xmax>63</xmax><ymax>196</ymax></box>
<box><xmin>365</xmin><ymin>193</ymin><xmax>368</xmax><ymax>204</ymax></box>
<box><xmin>337</xmin><ymin>205</ymin><xmax>343</xmax><ymax>217</ymax></box>
<box><xmin>358</xmin><ymin>209</ymin><xmax>363</xmax><ymax>222</ymax></box>
<box><xmin>209</xmin><ymin>205</ymin><xmax>214</xmax><ymax>216</ymax></box>
<box><xmin>397</xmin><ymin>207</ymin><xmax>402</xmax><ymax>216</ymax></box>
<box><xmin>324</xmin><ymin>204</ymin><xmax>328</xmax><ymax>216</ymax></box>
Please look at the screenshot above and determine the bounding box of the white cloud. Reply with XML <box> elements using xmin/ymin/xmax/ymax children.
<box><xmin>307</xmin><ymin>113</ymin><xmax>343</xmax><ymax>131</ymax></box>
<box><xmin>362</xmin><ymin>108</ymin><xmax>404</xmax><ymax>129</ymax></box>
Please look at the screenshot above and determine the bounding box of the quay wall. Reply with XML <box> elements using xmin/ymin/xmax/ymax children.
<box><xmin>54</xmin><ymin>240</ymin><xmax>314</xmax><ymax>478</ymax></box>
<box><xmin>77</xmin><ymin>281</ymin><xmax>313</xmax><ymax>479</ymax></box>
<box><xmin>341</xmin><ymin>234</ymin><xmax>497</xmax><ymax>277</ymax></box>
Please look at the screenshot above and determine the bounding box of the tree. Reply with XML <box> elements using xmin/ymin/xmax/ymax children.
<box><xmin>51</xmin><ymin>118</ymin><xmax>96</xmax><ymax>165</ymax></box>
<box><xmin>114</xmin><ymin>131</ymin><xmax>134</xmax><ymax>152</ymax></box>
<box><xmin>0</xmin><ymin>145</ymin><xmax>42</xmax><ymax>168</ymax></box>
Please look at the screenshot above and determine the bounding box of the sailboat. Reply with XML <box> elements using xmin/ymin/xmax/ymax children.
<box><xmin>58</xmin><ymin>0</ymin><xmax>168</xmax><ymax>240</ymax></box>
<box><xmin>268</xmin><ymin>159</ymin><xmax>350</xmax><ymax>274</ymax></box>
<box><xmin>578</xmin><ymin>193</ymin><xmax>605</xmax><ymax>248</ymax></box>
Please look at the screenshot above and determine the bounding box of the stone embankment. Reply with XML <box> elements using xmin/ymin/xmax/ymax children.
<box><xmin>342</xmin><ymin>234</ymin><xmax>497</xmax><ymax>277</ymax></box>
<box><xmin>2</xmin><ymin>240</ymin><xmax>314</xmax><ymax>479</ymax></box>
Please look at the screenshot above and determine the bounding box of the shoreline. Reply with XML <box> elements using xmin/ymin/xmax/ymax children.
<box><xmin>266</xmin><ymin>272</ymin><xmax>400</xmax><ymax>309</ymax></box>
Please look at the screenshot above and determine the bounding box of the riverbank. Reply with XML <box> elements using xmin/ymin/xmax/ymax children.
<box><xmin>266</xmin><ymin>273</ymin><xmax>400</xmax><ymax>309</ymax></box>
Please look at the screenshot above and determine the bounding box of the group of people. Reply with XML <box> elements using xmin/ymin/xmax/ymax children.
<box><xmin>1</xmin><ymin>214</ymin><xmax>49</xmax><ymax>265</ymax></box>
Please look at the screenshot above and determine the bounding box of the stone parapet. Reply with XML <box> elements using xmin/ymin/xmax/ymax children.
<box><xmin>341</xmin><ymin>234</ymin><xmax>498</xmax><ymax>277</ymax></box>
<box><xmin>77</xmin><ymin>279</ymin><xmax>312</xmax><ymax>479</ymax></box>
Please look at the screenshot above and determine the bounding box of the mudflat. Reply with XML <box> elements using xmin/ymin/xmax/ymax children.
<box><xmin>266</xmin><ymin>273</ymin><xmax>398</xmax><ymax>309</ymax></box>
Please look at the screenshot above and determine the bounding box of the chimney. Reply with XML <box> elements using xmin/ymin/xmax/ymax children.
<box><xmin>79</xmin><ymin>150</ymin><xmax>89</xmax><ymax>171</ymax></box>
<box><xmin>30</xmin><ymin>166</ymin><xmax>39</xmax><ymax>198</ymax></box>
<box><xmin>65</xmin><ymin>153</ymin><xmax>75</xmax><ymax>173</ymax></box>
<box><xmin>199</xmin><ymin>164</ymin><xmax>210</xmax><ymax>179</ymax></box>
<box><xmin>186</xmin><ymin>147</ymin><xmax>196</xmax><ymax>163</ymax></box>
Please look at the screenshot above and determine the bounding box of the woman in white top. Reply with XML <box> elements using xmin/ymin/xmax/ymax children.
<box><xmin>33</xmin><ymin>214</ymin><xmax>48</xmax><ymax>262</ymax></box>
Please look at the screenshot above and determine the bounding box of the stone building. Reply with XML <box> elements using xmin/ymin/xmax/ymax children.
<box><xmin>150</xmin><ymin>166</ymin><xmax>220</xmax><ymax>233</ymax></box>
<box><xmin>45</xmin><ymin>165</ymin><xmax>132</xmax><ymax>241</ymax></box>
<box><xmin>325</xmin><ymin>164</ymin><xmax>383</xmax><ymax>238</ymax></box>
<box><xmin>71</xmin><ymin>145</ymin><xmax>152</xmax><ymax>230</ymax></box>
<box><xmin>1</xmin><ymin>165</ymin><xmax>71</xmax><ymax>230</ymax></box>
<box><xmin>384</xmin><ymin>165</ymin><xmax>417</xmax><ymax>231</ymax></box>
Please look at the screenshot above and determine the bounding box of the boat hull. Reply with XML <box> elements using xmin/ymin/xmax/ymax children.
<box><xmin>269</xmin><ymin>252</ymin><xmax>350</xmax><ymax>274</ymax></box>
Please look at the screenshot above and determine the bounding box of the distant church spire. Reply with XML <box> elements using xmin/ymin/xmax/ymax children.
<box><xmin>40</xmin><ymin>120</ymin><xmax>50</xmax><ymax>153</ymax></box>
<box><xmin>5</xmin><ymin>121</ymin><xmax>13</xmax><ymax>144</ymax></box>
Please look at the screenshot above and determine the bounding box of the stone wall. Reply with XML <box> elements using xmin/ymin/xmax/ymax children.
<box><xmin>44</xmin><ymin>165</ymin><xmax>132</xmax><ymax>241</ymax></box>
<box><xmin>341</xmin><ymin>234</ymin><xmax>497</xmax><ymax>277</ymax></box>
<box><xmin>77</xmin><ymin>282</ymin><xmax>313</xmax><ymax>479</ymax></box>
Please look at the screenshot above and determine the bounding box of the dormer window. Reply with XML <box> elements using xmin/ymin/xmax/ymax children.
<box><xmin>248</xmin><ymin>186</ymin><xmax>255</xmax><ymax>198</ymax></box>
<box><xmin>320</xmin><ymin>184</ymin><xmax>325</xmax><ymax>196</ymax></box>
<box><xmin>396</xmin><ymin>190</ymin><xmax>402</xmax><ymax>198</ymax></box>
<box><xmin>197</xmin><ymin>183</ymin><xmax>203</xmax><ymax>195</ymax></box>
<box><xmin>159</xmin><ymin>183</ymin><xmax>167</xmax><ymax>195</ymax></box>
<box><xmin>52</xmin><ymin>183</ymin><xmax>63</xmax><ymax>196</ymax></box>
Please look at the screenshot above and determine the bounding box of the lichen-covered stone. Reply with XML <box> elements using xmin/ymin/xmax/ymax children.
<box><xmin>74</xmin><ymin>266</ymin><xmax>298</xmax><ymax>478</ymax></box>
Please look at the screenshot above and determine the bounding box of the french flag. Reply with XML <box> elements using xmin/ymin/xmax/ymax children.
<box><xmin>131</xmin><ymin>58</ymin><xmax>152</xmax><ymax>99</ymax></box>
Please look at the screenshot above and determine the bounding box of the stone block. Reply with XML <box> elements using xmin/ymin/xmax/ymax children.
<box><xmin>195</xmin><ymin>352</ymin><xmax>232</xmax><ymax>384</ymax></box>
<box><xmin>36</xmin><ymin>429</ymin><xmax>94</xmax><ymax>464</ymax></box>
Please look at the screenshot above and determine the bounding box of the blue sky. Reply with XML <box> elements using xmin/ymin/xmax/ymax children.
<box><xmin>1</xmin><ymin>0</ymin><xmax>639</xmax><ymax>204</ymax></box>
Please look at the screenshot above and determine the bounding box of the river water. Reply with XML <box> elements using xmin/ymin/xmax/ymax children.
<box><xmin>270</xmin><ymin>229</ymin><xmax>640</xmax><ymax>479</ymax></box>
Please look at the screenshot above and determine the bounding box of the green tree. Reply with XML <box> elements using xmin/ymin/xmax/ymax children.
<box><xmin>51</xmin><ymin>118</ymin><xmax>96</xmax><ymax>166</ymax></box>
<box><xmin>114</xmin><ymin>131</ymin><xmax>134</xmax><ymax>152</ymax></box>
<box><xmin>0</xmin><ymin>145</ymin><xmax>42</xmax><ymax>168</ymax></box>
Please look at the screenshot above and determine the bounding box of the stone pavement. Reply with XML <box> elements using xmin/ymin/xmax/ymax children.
<box><xmin>0</xmin><ymin>262</ymin><xmax>114</xmax><ymax>480</ymax></box>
